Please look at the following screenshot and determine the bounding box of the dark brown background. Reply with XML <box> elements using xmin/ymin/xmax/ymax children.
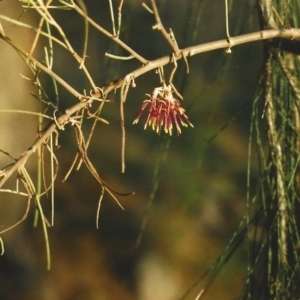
<box><xmin>0</xmin><ymin>1</ymin><xmax>262</xmax><ymax>299</ymax></box>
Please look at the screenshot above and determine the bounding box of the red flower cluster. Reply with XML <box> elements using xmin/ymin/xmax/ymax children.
<box><xmin>133</xmin><ymin>85</ymin><xmax>193</xmax><ymax>135</ymax></box>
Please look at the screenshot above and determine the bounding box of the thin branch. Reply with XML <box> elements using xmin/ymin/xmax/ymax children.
<box><xmin>0</xmin><ymin>237</ymin><xmax>4</xmax><ymax>255</ymax></box>
<box><xmin>76</xmin><ymin>0</ymin><xmax>89</xmax><ymax>69</ymax></box>
<box><xmin>225</xmin><ymin>0</ymin><xmax>230</xmax><ymax>40</ymax></box>
<box><xmin>0</xmin><ymin>110</ymin><xmax>53</xmax><ymax>120</ymax></box>
<box><xmin>0</xmin><ymin>30</ymin><xmax>82</xmax><ymax>98</ymax></box>
<box><xmin>0</xmin><ymin>14</ymin><xmax>68</xmax><ymax>49</ymax></box>
<box><xmin>0</xmin><ymin>100</ymin><xmax>90</xmax><ymax>187</ymax></box>
<box><xmin>102</xmin><ymin>28</ymin><xmax>300</xmax><ymax>94</ymax></box>
<box><xmin>150</xmin><ymin>0</ymin><xmax>181</xmax><ymax>56</ymax></box>
<box><xmin>1</xmin><ymin>28</ymin><xmax>300</xmax><ymax>187</ymax></box>
<box><xmin>108</xmin><ymin>0</ymin><xmax>117</xmax><ymax>36</ymax></box>
<box><xmin>142</xmin><ymin>2</ymin><xmax>153</xmax><ymax>14</ymax></box>
<box><xmin>117</xmin><ymin>0</ymin><xmax>124</xmax><ymax>37</ymax></box>
<box><xmin>26</xmin><ymin>0</ymin><xmax>97</xmax><ymax>91</ymax></box>
<box><xmin>0</xmin><ymin>14</ymin><xmax>96</xmax><ymax>91</ymax></box>
<box><xmin>69</xmin><ymin>0</ymin><xmax>149</xmax><ymax>65</ymax></box>
<box><xmin>105</xmin><ymin>53</ymin><xmax>134</xmax><ymax>60</ymax></box>
<box><xmin>224</xmin><ymin>0</ymin><xmax>231</xmax><ymax>54</ymax></box>
<box><xmin>28</xmin><ymin>0</ymin><xmax>52</xmax><ymax>61</ymax></box>
<box><xmin>119</xmin><ymin>74</ymin><xmax>134</xmax><ymax>173</ymax></box>
<box><xmin>73</xmin><ymin>122</ymin><xmax>131</xmax><ymax>202</ymax></box>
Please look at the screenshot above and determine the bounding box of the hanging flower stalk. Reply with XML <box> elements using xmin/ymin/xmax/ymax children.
<box><xmin>133</xmin><ymin>84</ymin><xmax>193</xmax><ymax>135</ymax></box>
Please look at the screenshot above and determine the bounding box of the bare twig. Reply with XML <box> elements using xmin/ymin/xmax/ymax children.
<box><xmin>0</xmin><ymin>15</ymin><xmax>66</xmax><ymax>49</ymax></box>
<box><xmin>0</xmin><ymin>30</ymin><xmax>82</xmax><ymax>98</ymax></box>
<box><xmin>225</xmin><ymin>0</ymin><xmax>230</xmax><ymax>39</ymax></box>
<box><xmin>76</xmin><ymin>0</ymin><xmax>89</xmax><ymax>69</ymax></box>
<box><xmin>108</xmin><ymin>0</ymin><xmax>117</xmax><ymax>36</ymax></box>
<box><xmin>28</xmin><ymin>0</ymin><xmax>52</xmax><ymax>61</ymax></box>
<box><xmin>73</xmin><ymin>122</ymin><xmax>131</xmax><ymax>204</ymax></box>
<box><xmin>0</xmin><ymin>188</ymin><xmax>31</xmax><ymax>235</ymax></box>
<box><xmin>224</xmin><ymin>0</ymin><xmax>231</xmax><ymax>53</ymax></box>
<box><xmin>68</xmin><ymin>0</ymin><xmax>149</xmax><ymax>65</ymax></box>
<box><xmin>117</xmin><ymin>0</ymin><xmax>124</xmax><ymax>37</ymax></box>
<box><xmin>150</xmin><ymin>0</ymin><xmax>181</xmax><ymax>56</ymax></box>
<box><xmin>120</xmin><ymin>73</ymin><xmax>135</xmax><ymax>173</ymax></box>
<box><xmin>105</xmin><ymin>53</ymin><xmax>134</xmax><ymax>60</ymax></box>
<box><xmin>168</xmin><ymin>53</ymin><xmax>177</xmax><ymax>84</ymax></box>
<box><xmin>0</xmin><ymin>237</ymin><xmax>4</xmax><ymax>255</ymax></box>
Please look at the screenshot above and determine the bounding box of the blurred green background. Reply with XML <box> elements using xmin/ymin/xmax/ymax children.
<box><xmin>0</xmin><ymin>0</ymin><xmax>263</xmax><ymax>299</ymax></box>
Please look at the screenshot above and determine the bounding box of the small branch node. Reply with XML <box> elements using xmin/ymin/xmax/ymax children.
<box><xmin>90</xmin><ymin>87</ymin><xmax>104</xmax><ymax>99</ymax></box>
<box><xmin>53</xmin><ymin>110</ymin><xmax>65</xmax><ymax>130</ymax></box>
<box><xmin>226</xmin><ymin>37</ymin><xmax>232</xmax><ymax>53</ymax></box>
